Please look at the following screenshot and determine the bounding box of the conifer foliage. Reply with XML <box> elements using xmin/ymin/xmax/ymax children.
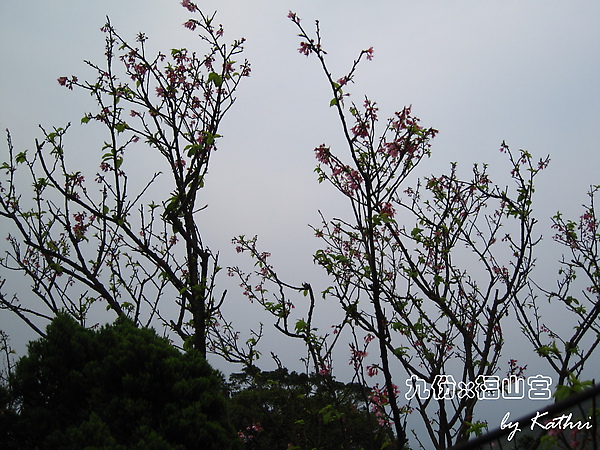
<box><xmin>1</xmin><ymin>313</ymin><xmax>239</xmax><ymax>449</ymax></box>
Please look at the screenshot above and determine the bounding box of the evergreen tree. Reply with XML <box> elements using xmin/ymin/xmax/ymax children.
<box><xmin>2</xmin><ymin>313</ymin><xmax>240</xmax><ymax>449</ymax></box>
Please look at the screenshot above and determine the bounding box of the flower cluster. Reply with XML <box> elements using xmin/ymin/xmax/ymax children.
<box><xmin>366</xmin><ymin>365</ymin><xmax>379</xmax><ymax>377</ymax></box>
<box><xmin>237</xmin><ymin>423</ymin><xmax>263</xmax><ymax>444</ymax></box>
<box><xmin>379</xmin><ymin>202</ymin><xmax>395</xmax><ymax>219</ymax></box>
<box><xmin>57</xmin><ymin>76</ymin><xmax>78</xmax><ymax>90</ymax></box>
<box><xmin>315</xmin><ymin>153</ymin><xmax>363</xmax><ymax>195</ymax></box>
<box><xmin>506</xmin><ymin>358</ymin><xmax>528</xmax><ymax>379</ymax></box>
<box><xmin>350</xmin><ymin>100</ymin><xmax>377</xmax><ymax>142</ymax></box>
<box><xmin>379</xmin><ymin>106</ymin><xmax>437</xmax><ymax>161</ymax></box>
<box><xmin>181</xmin><ymin>0</ymin><xmax>198</xmax><ymax>13</ymax></box>
<box><xmin>71</xmin><ymin>211</ymin><xmax>93</xmax><ymax>242</ymax></box>
<box><xmin>298</xmin><ymin>40</ymin><xmax>315</xmax><ymax>56</ymax></box>
<box><xmin>579</xmin><ymin>209</ymin><xmax>598</xmax><ymax>236</ymax></box>
<box><xmin>369</xmin><ymin>383</ymin><xmax>400</xmax><ymax>427</ymax></box>
<box><xmin>64</xmin><ymin>171</ymin><xmax>85</xmax><ymax>199</ymax></box>
<box><xmin>318</xmin><ymin>364</ymin><xmax>332</xmax><ymax>376</ymax></box>
<box><xmin>314</xmin><ymin>144</ymin><xmax>331</xmax><ymax>165</ymax></box>
<box><xmin>349</xmin><ymin>347</ymin><xmax>368</xmax><ymax>369</ymax></box>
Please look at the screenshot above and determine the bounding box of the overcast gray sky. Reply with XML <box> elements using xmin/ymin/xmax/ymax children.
<box><xmin>2</xmin><ymin>0</ymin><xmax>599</xmax><ymax>438</ymax></box>
<box><xmin>2</xmin><ymin>0</ymin><xmax>598</xmax><ymax>249</ymax></box>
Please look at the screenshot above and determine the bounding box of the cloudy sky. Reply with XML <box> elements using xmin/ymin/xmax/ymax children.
<box><xmin>2</xmin><ymin>0</ymin><xmax>599</xmax><ymax>436</ymax></box>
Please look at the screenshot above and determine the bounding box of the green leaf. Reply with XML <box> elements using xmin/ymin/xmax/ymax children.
<box><xmin>34</xmin><ymin>178</ymin><xmax>48</xmax><ymax>191</ymax></box>
<box><xmin>391</xmin><ymin>322</ymin><xmax>404</xmax><ymax>332</ymax></box>
<box><xmin>115</xmin><ymin>122</ymin><xmax>127</xmax><ymax>133</ymax></box>
<box><xmin>50</xmin><ymin>263</ymin><xmax>63</xmax><ymax>274</ymax></box>
<box><xmin>165</xmin><ymin>195</ymin><xmax>180</xmax><ymax>213</ymax></box>
<box><xmin>185</xmin><ymin>143</ymin><xmax>202</xmax><ymax>157</ymax></box>
<box><xmin>182</xmin><ymin>336</ymin><xmax>193</xmax><ymax>351</ymax></box>
<box><xmin>321</xmin><ymin>286</ymin><xmax>333</xmax><ymax>299</ymax></box>
<box><xmin>555</xmin><ymin>374</ymin><xmax>594</xmax><ymax>401</ymax></box>
<box><xmin>204</xmin><ymin>133</ymin><xmax>216</xmax><ymax>146</ymax></box>
<box><xmin>411</xmin><ymin>227</ymin><xmax>423</xmax><ymax>240</ymax></box>
<box><xmin>393</xmin><ymin>347</ymin><xmax>408</xmax><ymax>357</ymax></box>
<box><xmin>330</xmin><ymin>97</ymin><xmax>338</xmax><ymax>107</ymax></box>
<box><xmin>208</xmin><ymin>72</ymin><xmax>223</xmax><ymax>87</ymax></box>
<box><xmin>465</xmin><ymin>421</ymin><xmax>488</xmax><ymax>437</ymax></box>
<box><xmin>536</xmin><ymin>342</ymin><xmax>560</xmax><ymax>357</ymax></box>
<box><xmin>15</xmin><ymin>151</ymin><xmax>27</xmax><ymax>164</ymax></box>
<box><xmin>81</xmin><ymin>115</ymin><xmax>90</xmax><ymax>124</ymax></box>
<box><xmin>295</xmin><ymin>319</ymin><xmax>307</xmax><ymax>333</ymax></box>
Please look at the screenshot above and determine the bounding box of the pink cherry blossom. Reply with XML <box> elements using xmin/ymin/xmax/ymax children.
<box><xmin>180</xmin><ymin>0</ymin><xmax>197</xmax><ymax>13</ymax></box>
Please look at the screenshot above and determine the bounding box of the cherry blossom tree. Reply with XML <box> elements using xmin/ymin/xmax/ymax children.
<box><xmin>1</xmin><ymin>4</ymin><xmax>597</xmax><ymax>448</ymax></box>
<box><xmin>229</xmin><ymin>12</ymin><xmax>597</xmax><ymax>450</ymax></box>
<box><xmin>0</xmin><ymin>1</ymin><xmax>250</xmax><ymax>358</ymax></box>
<box><xmin>516</xmin><ymin>186</ymin><xmax>600</xmax><ymax>388</ymax></box>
